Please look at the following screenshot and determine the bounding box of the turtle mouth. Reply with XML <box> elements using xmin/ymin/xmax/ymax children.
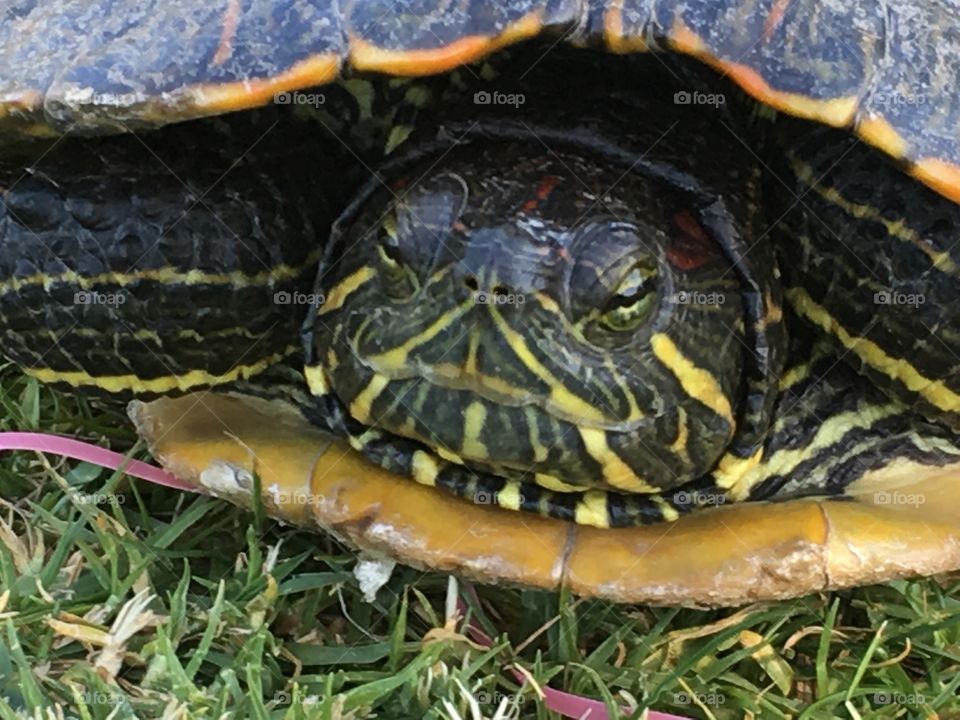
<box><xmin>360</xmin><ymin>351</ymin><xmax>647</xmax><ymax>434</ymax></box>
<box><xmin>337</xmin><ymin>359</ymin><xmax>641</xmax><ymax>486</ymax></box>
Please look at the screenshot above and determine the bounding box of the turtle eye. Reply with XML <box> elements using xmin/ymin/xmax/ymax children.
<box><xmin>599</xmin><ymin>261</ymin><xmax>659</xmax><ymax>332</ymax></box>
<box><xmin>377</xmin><ymin>215</ymin><xmax>419</xmax><ymax>300</ymax></box>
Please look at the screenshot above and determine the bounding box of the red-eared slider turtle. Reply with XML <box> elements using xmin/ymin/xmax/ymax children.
<box><xmin>2</xmin><ymin>0</ymin><xmax>960</xmax><ymax>606</ymax></box>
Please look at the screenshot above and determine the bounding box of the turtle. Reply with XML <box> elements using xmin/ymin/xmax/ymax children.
<box><xmin>1</xmin><ymin>0</ymin><xmax>960</xmax><ymax>606</ymax></box>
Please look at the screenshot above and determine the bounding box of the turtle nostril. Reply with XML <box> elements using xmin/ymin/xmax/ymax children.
<box><xmin>464</xmin><ymin>276</ymin><xmax>479</xmax><ymax>292</ymax></box>
<box><xmin>493</xmin><ymin>285</ymin><xmax>510</xmax><ymax>298</ymax></box>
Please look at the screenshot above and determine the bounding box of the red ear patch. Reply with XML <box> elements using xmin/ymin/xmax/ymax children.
<box><xmin>521</xmin><ymin>175</ymin><xmax>561</xmax><ymax>213</ymax></box>
<box><xmin>667</xmin><ymin>210</ymin><xmax>721</xmax><ymax>271</ymax></box>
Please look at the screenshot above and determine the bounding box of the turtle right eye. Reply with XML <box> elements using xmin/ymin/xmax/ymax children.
<box><xmin>599</xmin><ymin>261</ymin><xmax>659</xmax><ymax>332</ymax></box>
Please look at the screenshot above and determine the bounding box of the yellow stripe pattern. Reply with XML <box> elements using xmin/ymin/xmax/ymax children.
<box><xmin>317</xmin><ymin>266</ymin><xmax>376</xmax><ymax>315</ymax></box>
<box><xmin>24</xmin><ymin>345</ymin><xmax>298</xmax><ymax>394</ymax></box>
<box><xmin>0</xmin><ymin>249</ymin><xmax>323</xmax><ymax>295</ymax></box>
<box><xmin>788</xmin><ymin>286</ymin><xmax>960</xmax><ymax>413</ymax></box>
<box><xmin>349</xmin><ymin>373</ymin><xmax>390</xmax><ymax>423</ymax></box>
<box><xmin>791</xmin><ymin>157</ymin><xmax>957</xmax><ymax>272</ymax></box>
<box><xmin>651</xmin><ymin>333</ymin><xmax>735</xmax><ymax>425</ymax></box>
<box><xmin>411</xmin><ymin>451</ymin><xmax>439</xmax><ymax>487</ymax></box>
<box><xmin>578</xmin><ymin>427</ymin><xmax>658</xmax><ymax>492</ymax></box>
<box><xmin>462</xmin><ymin>402</ymin><xmax>489</xmax><ymax>459</ymax></box>
<box><xmin>488</xmin><ymin>307</ymin><xmax>612</xmax><ymax>426</ymax></box>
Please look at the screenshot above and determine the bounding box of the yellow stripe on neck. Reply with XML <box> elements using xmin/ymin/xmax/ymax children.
<box><xmin>574</xmin><ymin>490</ymin><xmax>611</xmax><ymax>528</ymax></box>
<box><xmin>790</xmin><ymin>157</ymin><xmax>956</xmax><ymax>272</ymax></box>
<box><xmin>24</xmin><ymin>346</ymin><xmax>297</xmax><ymax>394</ymax></box>
<box><xmin>787</xmin><ymin>286</ymin><xmax>960</xmax><ymax>414</ymax></box>
<box><xmin>1</xmin><ymin>249</ymin><xmax>323</xmax><ymax>295</ymax></box>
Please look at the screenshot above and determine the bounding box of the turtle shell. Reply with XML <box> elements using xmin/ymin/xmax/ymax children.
<box><xmin>2</xmin><ymin>0</ymin><xmax>959</xmax><ymax>202</ymax></box>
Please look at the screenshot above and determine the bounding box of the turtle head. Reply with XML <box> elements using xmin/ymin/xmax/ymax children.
<box><xmin>310</xmin><ymin>139</ymin><xmax>754</xmax><ymax>492</ymax></box>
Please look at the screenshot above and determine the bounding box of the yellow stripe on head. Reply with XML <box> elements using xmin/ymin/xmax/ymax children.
<box><xmin>670</xmin><ymin>406</ymin><xmax>689</xmax><ymax>459</ymax></box>
<box><xmin>366</xmin><ymin>301</ymin><xmax>472</xmax><ymax>369</ymax></box>
<box><xmin>464</xmin><ymin>328</ymin><xmax>481</xmax><ymax>375</ymax></box>
<box><xmin>651</xmin><ymin>333</ymin><xmax>735</xmax><ymax>425</ymax></box>
<box><xmin>578</xmin><ymin>427</ymin><xmax>659</xmax><ymax>493</ymax></box>
<box><xmin>426</xmin><ymin>363</ymin><xmax>530</xmax><ymax>402</ymax></box>
<box><xmin>317</xmin><ymin>266</ymin><xmax>376</xmax><ymax>315</ymax></box>
<box><xmin>349</xmin><ymin>373</ymin><xmax>390</xmax><ymax>423</ymax></box>
<box><xmin>462</xmin><ymin>401</ymin><xmax>488</xmax><ymax>459</ymax></box>
<box><xmin>526</xmin><ymin>407</ymin><xmax>549</xmax><ymax>463</ymax></box>
<box><xmin>436</xmin><ymin>447</ymin><xmax>465</xmax><ymax>465</ymax></box>
<box><xmin>488</xmin><ymin>306</ymin><xmax>610</xmax><ymax>426</ymax></box>
<box><xmin>534</xmin><ymin>473</ymin><xmax>589</xmax><ymax>493</ymax></box>
<box><xmin>603</xmin><ymin>356</ymin><xmax>645</xmax><ymax>425</ymax></box>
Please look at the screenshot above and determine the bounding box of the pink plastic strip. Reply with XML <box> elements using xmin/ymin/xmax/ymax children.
<box><xmin>457</xmin><ymin>596</ymin><xmax>691</xmax><ymax>720</ymax></box>
<box><xmin>2</xmin><ymin>431</ymin><xmax>691</xmax><ymax>718</ymax></box>
<box><xmin>0</xmin><ymin>432</ymin><xmax>196</xmax><ymax>491</ymax></box>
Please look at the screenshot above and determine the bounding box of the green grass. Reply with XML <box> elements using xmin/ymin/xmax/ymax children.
<box><xmin>2</xmin><ymin>365</ymin><xmax>960</xmax><ymax>719</ymax></box>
